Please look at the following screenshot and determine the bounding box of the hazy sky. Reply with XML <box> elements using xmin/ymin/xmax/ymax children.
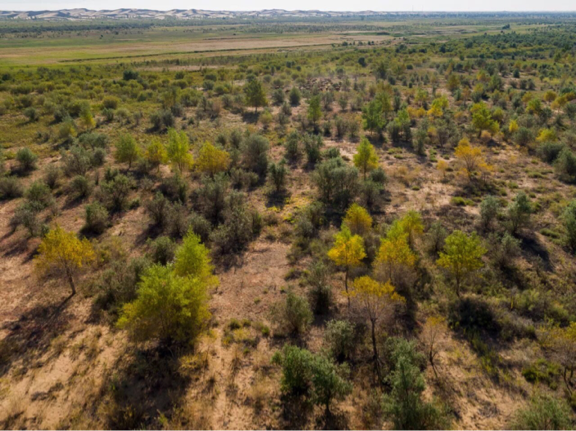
<box><xmin>2</xmin><ymin>0</ymin><xmax>575</xmax><ymax>12</ymax></box>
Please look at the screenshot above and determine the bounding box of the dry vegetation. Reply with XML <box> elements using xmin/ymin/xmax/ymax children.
<box><xmin>1</xmin><ymin>14</ymin><xmax>576</xmax><ymax>430</ymax></box>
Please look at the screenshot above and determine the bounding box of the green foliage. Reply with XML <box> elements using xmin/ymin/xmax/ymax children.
<box><xmin>84</xmin><ymin>202</ymin><xmax>109</xmax><ymax>234</ymax></box>
<box><xmin>242</xmin><ymin>134</ymin><xmax>270</xmax><ymax>177</ymax></box>
<box><xmin>325</xmin><ymin>319</ymin><xmax>356</xmax><ymax>361</ymax></box>
<box><xmin>16</xmin><ymin>147</ymin><xmax>37</xmax><ymax>173</ymax></box>
<box><xmin>118</xmin><ymin>264</ymin><xmax>210</xmax><ymax>343</ymax></box>
<box><xmin>510</xmin><ymin>394</ymin><xmax>573</xmax><ymax>430</ymax></box>
<box><xmin>272</xmin><ymin>291</ymin><xmax>313</xmax><ymax>335</ymax></box>
<box><xmin>507</xmin><ymin>191</ymin><xmax>532</xmax><ymax>234</ymax></box>
<box><xmin>244</xmin><ymin>78</ymin><xmax>268</xmax><ymax>113</ymax></box>
<box><xmin>114</xmin><ymin>134</ymin><xmax>140</xmax><ymax>169</ymax></box>
<box><xmin>437</xmin><ymin>230</ymin><xmax>486</xmax><ymax>296</ymax></box>
<box><xmin>382</xmin><ymin>339</ymin><xmax>450</xmax><ymax>430</ymax></box>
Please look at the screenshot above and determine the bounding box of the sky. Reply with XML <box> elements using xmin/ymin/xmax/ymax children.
<box><xmin>2</xmin><ymin>0</ymin><xmax>575</xmax><ymax>12</ymax></box>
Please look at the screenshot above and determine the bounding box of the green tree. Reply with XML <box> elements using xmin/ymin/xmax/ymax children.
<box><xmin>311</xmin><ymin>354</ymin><xmax>353</xmax><ymax>417</ymax></box>
<box><xmin>117</xmin><ymin>264</ymin><xmax>210</xmax><ymax>343</ymax></box>
<box><xmin>173</xmin><ymin>230</ymin><xmax>218</xmax><ymax>287</ymax></box>
<box><xmin>307</xmin><ymin>95</ymin><xmax>322</xmax><ymax>128</ymax></box>
<box><xmin>437</xmin><ymin>230</ymin><xmax>486</xmax><ymax>296</ymax></box>
<box><xmin>114</xmin><ymin>134</ymin><xmax>140</xmax><ymax>169</ymax></box>
<box><xmin>353</xmin><ymin>138</ymin><xmax>379</xmax><ymax>179</ymax></box>
<box><xmin>383</xmin><ymin>340</ymin><xmax>449</xmax><ymax>429</ymax></box>
<box><xmin>167</xmin><ymin>128</ymin><xmax>193</xmax><ymax>173</ymax></box>
<box><xmin>362</xmin><ymin>99</ymin><xmax>386</xmax><ymax>136</ymax></box>
<box><xmin>244</xmin><ymin>79</ymin><xmax>268</xmax><ymax>113</ymax></box>
<box><xmin>563</xmin><ymin>200</ymin><xmax>576</xmax><ymax>251</ymax></box>
<box><xmin>507</xmin><ymin>192</ymin><xmax>532</xmax><ymax>234</ymax></box>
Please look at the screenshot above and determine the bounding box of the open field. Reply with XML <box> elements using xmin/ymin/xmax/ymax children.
<box><xmin>1</xmin><ymin>12</ymin><xmax>576</xmax><ymax>430</ymax></box>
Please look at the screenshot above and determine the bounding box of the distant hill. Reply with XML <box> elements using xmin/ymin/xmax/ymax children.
<box><xmin>0</xmin><ymin>8</ymin><xmax>395</xmax><ymax>20</ymax></box>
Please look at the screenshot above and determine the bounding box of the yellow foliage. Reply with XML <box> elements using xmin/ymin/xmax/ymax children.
<box><xmin>536</xmin><ymin>128</ymin><xmax>558</xmax><ymax>143</ymax></box>
<box><xmin>196</xmin><ymin>141</ymin><xmax>230</xmax><ymax>176</ymax></box>
<box><xmin>35</xmin><ymin>225</ymin><xmax>95</xmax><ymax>294</ymax></box>
<box><xmin>454</xmin><ymin>138</ymin><xmax>485</xmax><ymax>180</ymax></box>
<box><xmin>343</xmin><ymin>203</ymin><xmax>373</xmax><ymax>236</ymax></box>
<box><xmin>508</xmin><ymin>119</ymin><xmax>519</xmax><ymax>133</ymax></box>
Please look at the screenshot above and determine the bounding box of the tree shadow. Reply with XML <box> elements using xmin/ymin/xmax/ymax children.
<box><xmin>519</xmin><ymin>233</ymin><xmax>552</xmax><ymax>272</ymax></box>
<box><xmin>242</xmin><ymin>112</ymin><xmax>259</xmax><ymax>124</ymax></box>
<box><xmin>99</xmin><ymin>344</ymin><xmax>192</xmax><ymax>429</ymax></box>
<box><xmin>266</xmin><ymin>190</ymin><xmax>289</xmax><ymax>210</ymax></box>
<box><xmin>316</xmin><ymin>408</ymin><xmax>350</xmax><ymax>430</ymax></box>
<box><xmin>0</xmin><ymin>296</ymin><xmax>74</xmax><ymax>378</ymax></box>
<box><xmin>278</xmin><ymin>394</ymin><xmax>313</xmax><ymax>430</ymax></box>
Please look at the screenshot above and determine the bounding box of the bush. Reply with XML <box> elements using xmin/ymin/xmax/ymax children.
<box><xmin>98</xmin><ymin>174</ymin><xmax>133</xmax><ymax>212</ymax></box>
<box><xmin>272</xmin><ymin>291</ymin><xmax>313</xmax><ymax>335</ymax></box>
<box><xmin>10</xmin><ymin>205</ymin><xmax>42</xmax><ymax>237</ymax></box>
<box><xmin>480</xmin><ymin>195</ymin><xmax>500</xmax><ymax>230</ymax></box>
<box><xmin>25</xmin><ymin>180</ymin><xmax>54</xmax><ymax>211</ymax></box>
<box><xmin>159</xmin><ymin>174</ymin><xmax>188</xmax><ymax>203</ymax></box>
<box><xmin>16</xmin><ymin>147</ymin><xmax>38</xmax><ymax>173</ymax></box>
<box><xmin>272</xmin><ymin>344</ymin><xmax>352</xmax><ymax>414</ymax></box>
<box><xmin>84</xmin><ymin>202</ymin><xmax>109</xmax><ymax>234</ymax></box>
<box><xmin>510</xmin><ymin>394</ymin><xmax>572</xmax><ymax>430</ymax></box>
<box><xmin>117</xmin><ymin>264</ymin><xmax>210</xmax><ymax>343</ymax></box>
<box><xmin>146</xmin><ymin>192</ymin><xmax>170</xmax><ymax>229</ymax></box>
<box><xmin>61</xmin><ymin>145</ymin><xmax>92</xmax><ymax>177</ymax></box>
<box><xmin>304</xmin><ymin>259</ymin><xmax>332</xmax><ymax>313</ymax></box>
<box><xmin>0</xmin><ymin>176</ymin><xmax>24</xmax><ymax>200</ymax></box>
<box><xmin>555</xmin><ymin>148</ymin><xmax>576</xmax><ymax>183</ymax></box>
<box><xmin>382</xmin><ymin>338</ymin><xmax>450</xmax><ymax>429</ymax></box>
<box><xmin>150</xmin><ymin>109</ymin><xmax>175</xmax><ymax>131</ymax></box>
<box><xmin>67</xmin><ymin>175</ymin><xmax>92</xmax><ymax>200</ymax></box>
<box><xmin>325</xmin><ymin>319</ymin><xmax>356</xmax><ymax>361</ymax></box>
<box><xmin>538</xmin><ymin>142</ymin><xmax>566</xmax><ymax>164</ymax></box>
<box><xmin>148</xmin><ymin>236</ymin><xmax>176</xmax><ymax>265</ymax></box>
<box><xmin>313</xmin><ymin>157</ymin><xmax>359</xmax><ymax>209</ymax></box>
<box><xmin>242</xmin><ymin>134</ymin><xmax>269</xmax><ymax>177</ymax></box>
<box><xmin>44</xmin><ymin>165</ymin><xmax>62</xmax><ymax>189</ymax></box>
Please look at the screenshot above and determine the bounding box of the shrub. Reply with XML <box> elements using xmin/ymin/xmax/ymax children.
<box><xmin>98</xmin><ymin>174</ymin><xmax>133</xmax><ymax>212</ymax></box>
<box><xmin>159</xmin><ymin>174</ymin><xmax>188</xmax><ymax>203</ymax></box>
<box><xmin>382</xmin><ymin>339</ymin><xmax>450</xmax><ymax>429</ymax></box>
<box><xmin>480</xmin><ymin>195</ymin><xmax>500</xmax><ymax>230</ymax></box>
<box><xmin>242</xmin><ymin>134</ymin><xmax>269</xmax><ymax>177</ymax></box>
<box><xmin>67</xmin><ymin>175</ymin><xmax>92</xmax><ymax>200</ymax></box>
<box><xmin>510</xmin><ymin>394</ymin><xmax>572</xmax><ymax>430</ymax></box>
<box><xmin>304</xmin><ymin>259</ymin><xmax>333</xmax><ymax>313</ymax></box>
<box><xmin>0</xmin><ymin>176</ymin><xmax>24</xmax><ymax>200</ymax></box>
<box><xmin>146</xmin><ymin>192</ymin><xmax>170</xmax><ymax>228</ymax></box>
<box><xmin>61</xmin><ymin>145</ymin><xmax>92</xmax><ymax>177</ymax></box>
<box><xmin>117</xmin><ymin>264</ymin><xmax>210</xmax><ymax>343</ymax></box>
<box><xmin>84</xmin><ymin>202</ymin><xmax>109</xmax><ymax>234</ymax></box>
<box><xmin>538</xmin><ymin>142</ymin><xmax>566</xmax><ymax>163</ymax></box>
<box><xmin>555</xmin><ymin>148</ymin><xmax>576</xmax><ymax>183</ymax></box>
<box><xmin>272</xmin><ymin>291</ymin><xmax>313</xmax><ymax>335</ymax></box>
<box><xmin>25</xmin><ymin>180</ymin><xmax>54</xmax><ymax>211</ymax></box>
<box><xmin>506</xmin><ymin>192</ymin><xmax>532</xmax><ymax>234</ymax></box>
<box><xmin>16</xmin><ymin>147</ymin><xmax>38</xmax><ymax>172</ymax></box>
<box><xmin>149</xmin><ymin>236</ymin><xmax>176</xmax><ymax>265</ymax></box>
<box><xmin>44</xmin><ymin>165</ymin><xmax>62</xmax><ymax>189</ymax></box>
<box><xmin>10</xmin><ymin>205</ymin><xmax>42</xmax><ymax>237</ymax></box>
<box><xmin>325</xmin><ymin>319</ymin><xmax>356</xmax><ymax>361</ymax></box>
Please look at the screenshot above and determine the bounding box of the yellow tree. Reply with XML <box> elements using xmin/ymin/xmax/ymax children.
<box><xmin>35</xmin><ymin>226</ymin><xmax>95</xmax><ymax>295</ymax></box>
<box><xmin>420</xmin><ymin>316</ymin><xmax>448</xmax><ymax>378</ymax></box>
<box><xmin>349</xmin><ymin>275</ymin><xmax>404</xmax><ymax>377</ymax></box>
<box><xmin>167</xmin><ymin>128</ymin><xmax>193</xmax><ymax>173</ymax></box>
<box><xmin>376</xmin><ymin>233</ymin><xmax>416</xmax><ymax>284</ymax></box>
<box><xmin>437</xmin><ymin>230</ymin><xmax>486</xmax><ymax>296</ymax></box>
<box><xmin>343</xmin><ymin>203</ymin><xmax>373</xmax><ymax>236</ymax></box>
<box><xmin>196</xmin><ymin>142</ymin><xmax>231</xmax><ymax>177</ymax></box>
<box><xmin>386</xmin><ymin>210</ymin><xmax>424</xmax><ymax>247</ymax></box>
<box><xmin>454</xmin><ymin>137</ymin><xmax>485</xmax><ymax>181</ymax></box>
<box><xmin>144</xmin><ymin>139</ymin><xmax>167</xmax><ymax>172</ymax></box>
<box><xmin>353</xmin><ymin>138</ymin><xmax>379</xmax><ymax>179</ymax></box>
<box><xmin>327</xmin><ymin>226</ymin><xmax>366</xmax><ymax>299</ymax></box>
<box><xmin>173</xmin><ymin>230</ymin><xmax>219</xmax><ymax>288</ymax></box>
